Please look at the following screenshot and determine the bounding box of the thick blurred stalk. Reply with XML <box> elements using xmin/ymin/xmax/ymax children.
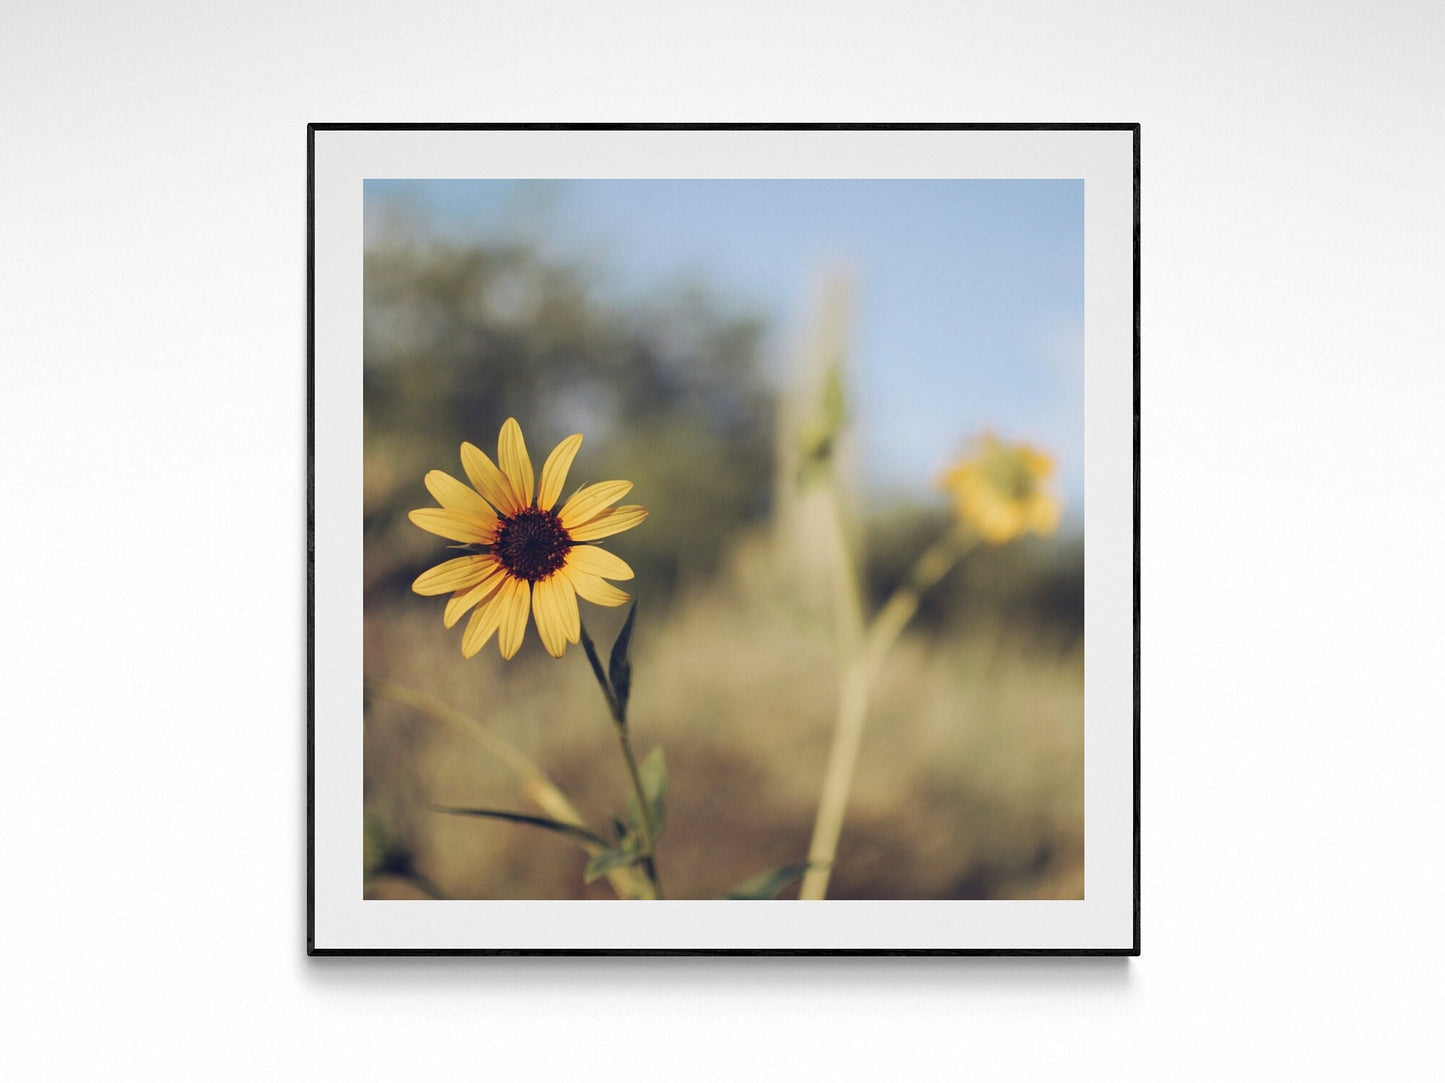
<box><xmin>785</xmin><ymin>271</ymin><xmax>976</xmax><ymax>899</ymax></box>
<box><xmin>784</xmin><ymin>272</ymin><xmax>874</xmax><ymax>900</ymax></box>
<box><xmin>799</xmin><ymin>534</ymin><xmax>969</xmax><ymax>900</ymax></box>
<box><xmin>775</xmin><ymin>271</ymin><xmax>862</xmax><ymax>644</ymax></box>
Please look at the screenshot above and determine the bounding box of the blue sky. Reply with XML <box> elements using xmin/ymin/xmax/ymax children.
<box><xmin>366</xmin><ymin>179</ymin><xmax>1083</xmax><ymax>508</ymax></box>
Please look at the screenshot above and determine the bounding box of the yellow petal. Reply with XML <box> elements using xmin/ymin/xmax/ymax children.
<box><xmin>425</xmin><ymin>470</ymin><xmax>499</xmax><ymax>529</ymax></box>
<box><xmin>408</xmin><ymin>508</ymin><xmax>496</xmax><ymax>544</ymax></box>
<box><xmin>1028</xmin><ymin>495</ymin><xmax>1062</xmax><ymax>536</ymax></box>
<box><xmin>979</xmin><ymin>505</ymin><xmax>1023</xmax><ymax>544</ymax></box>
<box><xmin>444</xmin><ymin>565</ymin><xmax>506</xmax><ymax>628</ymax></box>
<box><xmin>563</xmin><ymin>543</ymin><xmax>632</xmax><ymax>578</ymax></box>
<box><xmin>561</xmin><ymin>565</ymin><xmax>631</xmax><ymax>607</ymax></box>
<box><xmin>565</xmin><ymin>545</ymin><xmax>634</xmax><ymax>581</ymax></box>
<box><xmin>558</xmin><ymin>480</ymin><xmax>633</xmax><ymax>529</ymax></box>
<box><xmin>497</xmin><ymin>576</ymin><xmax>531</xmax><ymax>660</ymax></box>
<box><xmin>460</xmin><ymin>441</ymin><xmax>521</xmax><ymax>515</ymax></box>
<box><xmin>537</xmin><ymin>433</ymin><xmax>583</xmax><ymax>512</ymax></box>
<box><xmin>565</xmin><ymin>504</ymin><xmax>648</xmax><ymax>542</ymax></box>
<box><xmin>552</xmin><ymin>572</ymin><xmax>580</xmax><ymax>642</ymax></box>
<box><xmin>1020</xmin><ymin>447</ymin><xmax>1055</xmax><ymax>478</ymax></box>
<box><xmin>461</xmin><ymin>588</ymin><xmax>508</xmax><ymax>657</ymax></box>
<box><xmin>530</xmin><ymin>574</ymin><xmax>573</xmax><ymax>658</ymax></box>
<box><xmin>411</xmin><ymin>554</ymin><xmax>496</xmax><ymax>596</ymax></box>
<box><xmin>498</xmin><ymin>417</ymin><xmax>535</xmax><ymax>510</ymax></box>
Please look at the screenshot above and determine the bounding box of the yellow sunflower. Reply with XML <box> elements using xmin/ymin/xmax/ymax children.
<box><xmin>940</xmin><ymin>432</ymin><xmax>1061</xmax><ymax>545</ymax></box>
<box><xmin>408</xmin><ymin>418</ymin><xmax>647</xmax><ymax>659</ymax></box>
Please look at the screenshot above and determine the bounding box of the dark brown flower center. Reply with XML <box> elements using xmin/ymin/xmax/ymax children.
<box><xmin>493</xmin><ymin>507</ymin><xmax>572</xmax><ymax>582</ymax></box>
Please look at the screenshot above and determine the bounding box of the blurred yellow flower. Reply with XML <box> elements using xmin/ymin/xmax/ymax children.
<box><xmin>940</xmin><ymin>433</ymin><xmax>1061</xmax><ymax>545</ymax></box>
<box><xmin>409</xmin><ymin>418</ymin><xmax>647</xmax><ymax>660</ymax></box>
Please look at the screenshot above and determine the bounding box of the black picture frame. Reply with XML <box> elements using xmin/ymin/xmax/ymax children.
<box><xmin>308</xmin><ymin>123</ymin><xmax>1139</xmax><ymax>956</ymax></box>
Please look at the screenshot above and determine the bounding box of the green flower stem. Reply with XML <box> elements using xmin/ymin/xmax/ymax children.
<box><xmin>579</xmin><ymin>624</ymin><xmax>665</xmax><ymax>900</ymax></box>
<box><xmin>799</xmin><ymin>531</ymin><xmax>974</xmax><ymax>901</ymax></box>
<box><xmin>614</xmin><ymin>721</ymin><xmax>665</xmax><ymax>899</ymax></box>
<box><xmin>578</xmin><ymin>630</ymin><xmax>623</xmax><ymax>721</ymax></box>
<box><xmin>859</xmin><ymin>534</ymin><xmax>969</xmax><ymax>682</ymax></box>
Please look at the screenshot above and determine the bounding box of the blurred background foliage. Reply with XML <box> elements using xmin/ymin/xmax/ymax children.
<box><xmin>363</xmin><ymin>199</ymin><xmax>1084</xmax><ymax>901</ymax></box>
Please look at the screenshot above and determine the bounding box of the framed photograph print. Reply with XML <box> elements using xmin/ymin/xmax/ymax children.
<box><xmin>309</xmin><ymin>124</ymin><xmax>1140</xmax><ymax>955</ymax></box>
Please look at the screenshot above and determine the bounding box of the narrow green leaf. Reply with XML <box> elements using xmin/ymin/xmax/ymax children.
<box><xmin>626</xmin><ymin>745</ymin><xmax>666</xmax><ymax>840</ymax></box>
<box><xmin>610</xmin><ymin>814</ymin><xmax>630</xmax><ymax>845</ymax></box>
<box><xmin>723</xmin><ymin>863</ymin><xmax>811</xmax><ymax>900</ymax></box>
<box><xmin>640</xmin><ymin>746</ymin><xmax>666</xmax><ymax>831</ymax></box>
<box><xmin>429</xmin><ymin>805</ymin><xmax>609</xmax><ymax>850</ymax></box>
<box><xmin>578</xmin><ymin>622</ymin><xmax>617</xmax><ymax>716</ymax></box>
<box><xmin>608</xmin><ymin>602</ymin><xmax>638</xmax><ymax>717</ymax></box>
<box><xmin>584</xmin><ymin>846</ymin><xmax>646</xmax><ymax>884</ymax></box>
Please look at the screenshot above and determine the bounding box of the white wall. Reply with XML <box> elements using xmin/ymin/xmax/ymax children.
<box><xmin>3</xmin><ymin>2</ymin><xmax>1442</xmax><ymax>1078</ymax></box>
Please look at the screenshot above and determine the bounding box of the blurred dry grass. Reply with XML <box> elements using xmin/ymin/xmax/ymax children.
<box><xmin>364</xmin><ymin>526</ymin><xmax>1082</xmax><ymax>901</ymax></box>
